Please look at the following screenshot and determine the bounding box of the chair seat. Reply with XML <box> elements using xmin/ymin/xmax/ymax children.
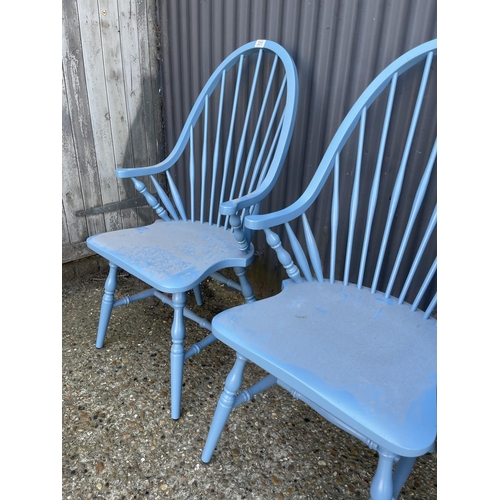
<box><xmin>87</xmin><ymin>219</ymin><xmax>254</xmax><ymax>293</ymax></box>
<box><xmin>211</xmin><ymin>279</ymin><xmax>436</xmax><ymax>457</ymax></box>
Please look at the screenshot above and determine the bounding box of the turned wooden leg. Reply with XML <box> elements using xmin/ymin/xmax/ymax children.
<box><xmin>170</xmin><ymin>292</ymin><xmax>187</xmax><ymax>420</ymax></box>
<box><xmin>96</xmin><ymin>263</ymin><xmax>118</xmax><ymax>348</ymax></box>
<box><xmin>233</xmin><ymin>266</ymin><xmax>256</xmax><ymax>303</ymax></box>
<box><xmin>201</xmin><ymin>353</ymin><xmax>248</xmax><ymax>463</ymax></box>
<box><xmin>392</xmin><ymin>456</ymin><xmax>416</xmax><ymax>498</ymax></box>
<box><xmin>370</xmin><ymin>448</ymin><xmax>396</xmax><ymax>500</ymax></box>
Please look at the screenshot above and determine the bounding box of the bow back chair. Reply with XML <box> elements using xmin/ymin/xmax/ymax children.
<box><xmin>202</xmin><ymin>39</ymin><xmax>437</xmax><ymax>500</ymax></box>
<box><xmin>87</xmin><ymin>40</ymin><xmax>299</xmax><ymax>420</ymax></box>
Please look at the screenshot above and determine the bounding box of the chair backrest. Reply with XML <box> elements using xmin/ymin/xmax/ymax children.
<box><xmin>115</xmin><ymin>40</ymin><xmax>298</xmax><ymax>236</ymax></box>
<box><xmin>243</xmin><ymin>40</ymin><xmax>437</xmax><ymax>317</ymax></box>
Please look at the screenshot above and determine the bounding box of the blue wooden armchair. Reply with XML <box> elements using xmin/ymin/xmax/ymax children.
<box><xmin>86</xmin><ymin>40</ymin><xmax>298</xmax><ymax>420</ymax></box>
<box><xmin>202</xmin><ymin>39</ymin><xmax>437</xmax><ymax>500</ymax></box>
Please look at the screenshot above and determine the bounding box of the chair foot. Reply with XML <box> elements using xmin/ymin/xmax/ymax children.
<box><xmin>202</xmin><ymin>353</ymin><xmax>248</xmax><ymax>462</ymax></box>
<box><xmin>96</xmin><ymin>263</ymin><xmax>118</xmax><ymax>348</ymax></box>
<box><xmin>170</xmin><ymin>292</ymin><xmax>187</xmax><ymax>420</ymax></box>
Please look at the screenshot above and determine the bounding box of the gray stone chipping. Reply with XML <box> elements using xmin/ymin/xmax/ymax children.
<box><xmin>62</xmin><ymin>265</ymin><xmax>437</xmax><ymax>499</ymax></box>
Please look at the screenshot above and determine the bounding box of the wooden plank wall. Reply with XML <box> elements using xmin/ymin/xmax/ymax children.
<box><xmin>62</xmin><ymin>0</ymin><xmax>163</xmax><ymax>263</ymax></box>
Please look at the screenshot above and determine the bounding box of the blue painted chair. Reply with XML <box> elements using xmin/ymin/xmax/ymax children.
<box><xmin>86</xmin><ymin>40</ymin><xmax>298</xmax><ymax>420</ymax></box>
<box><xmin>202</xmin><ymin>39</ymin><xmax>437</xmax><ymax>500</ymax></box>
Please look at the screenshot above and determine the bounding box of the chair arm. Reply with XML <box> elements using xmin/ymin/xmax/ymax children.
<box><xmin>115</xmin><ymin>139</ymin><xmax>187</xmax><ymax>179</ymax></box>
<box><xmin>115</xmin><ymin>157</ymin><xmax>173</xmax><ymax>179</ymax></box>
<box><xmin>243</xmin><ymin>204</ymin><xmax>301</xmax><ymax>231</ymax></box>
<box><xmin>219</xmin><ymin>177</ymin><xmax>276</xmax><ymax>216</ymax></box>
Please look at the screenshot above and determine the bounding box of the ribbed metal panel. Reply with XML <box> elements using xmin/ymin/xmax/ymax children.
<box><xmin>158</xmin><ymin>0</ymin><xmax>437</xmax><ymax>296</ymax></box>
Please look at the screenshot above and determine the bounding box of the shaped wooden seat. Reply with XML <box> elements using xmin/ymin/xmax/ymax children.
<box><xmin>202</xmin><ymin>39</ymin><xmax>437</xmax><ymax>500</ymax></box>
<box><xmin>86</xmin><ymin>40</ymin><xmax>298</xmax><ymax>420</ymax></box>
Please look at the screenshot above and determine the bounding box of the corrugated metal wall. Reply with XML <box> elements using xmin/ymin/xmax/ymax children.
<box><xmin>62</xmin><ymin>0</ymin><xmax>163</xmax><ymax>263</ymax></box>
<box><xmin>157</xmin><ymin>0</ymin><xmax>437</xmax><ymax>295</ymax></box>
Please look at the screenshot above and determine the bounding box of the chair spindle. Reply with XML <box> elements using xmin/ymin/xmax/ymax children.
<box><xmin>131</xmin><ymin>177</ymin><xmax>169</xmax><ymax>221</ymax></box>
<box><xmin>285</xmin><ymin>221</ymin><xmax>313</xmax><ymax>282</ymax></box>
<box><xmin>218</xmin><ymin>55</ymin><xmax>245</xmax><ymax>228</ymax></box>
<box><xmin>200</xmin><ymin>96</ymin><xmax>209</xmax><ymax>223</ymax></box>
<box><xmin>371</xmin><ymin>52</ymin><xmax>435</xmax><ymax>294</ymax></box>
<box><xmin>385</xmin><ymin>139</ymin><xmax>437</xmax><ymax>298</ymax></box>
<box><xmin>357</xmin><ymin>74</ymin><xmax>398</xmax><ymax>289</ymax></box>
<box><xmin>398</xmin><ymin>205</ymin><xmax>437</xmax><ymax>305</ymax></box>
<box><xmin>228</xmin><ymin>50</ymin><xmax>264</xmax><ymax>203</ymax></box>
<box><xmin>344</xmin><ymin>108</ymin><xmax>367</xmax><ymax>286</ymax></box>
<box><xmin>302</xmin><ymin>213</ymin><xmax>323</xmax><ymax>282</ymax></box>
<box><xmin>329</xmin><ymin>154</ymin><xmax>341</xmax><ymax>283</ymax></box>
<box><xmin>166</xmin><ymin>170</ymin><xmax>187</xmax><ymax>221</ymax></box>
<box><xmin>150</xmin><ymin>175</ymin><xmax>179</xmax><ymax>221</ymax></box>
<box><xmin>209</xmin><ymin>70</ymin><xmax>226</xmax><ymax>226</ymax></box>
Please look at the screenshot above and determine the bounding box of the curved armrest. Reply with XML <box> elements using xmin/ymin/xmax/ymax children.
<box><xmin>243</xmin><ymin>173</ymin><xmax>325</xmax><ymax>230</ymax></box>
<box><xmin>220</xmin><ymin>192</ymin><xmax>265</xmax><ymax>216</ymax></box>
<box><xmin>115</xmin><ymin>151</ymin><xmax>179</xmax><ymax>179</ymax></box>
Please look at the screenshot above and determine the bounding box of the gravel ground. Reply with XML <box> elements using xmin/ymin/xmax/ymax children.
<box><xmin>62</xmin><ymin>266</ymin><xmax>437</xmax><ymax>500</ymax></box>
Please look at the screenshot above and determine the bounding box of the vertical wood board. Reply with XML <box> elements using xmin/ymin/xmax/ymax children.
<box><xmin>62</xmin><ymin>0</ymin><xmax>162</xmax><ymax>263</ymax></box>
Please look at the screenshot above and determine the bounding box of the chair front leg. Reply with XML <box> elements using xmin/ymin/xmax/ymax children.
<box><xmin>201</xmin><ymin>352</ymin><xmax>248</xmax><ymax>463</ymax></box>
<box><xmin>96</xmin><ymin>263</ymin><xmax>118</xmax><ymax>348</ymax></box>
<box><xmin>170</xmin><ymin>292</ymin><xmax>187</xmax><ymax>420</ymax></box>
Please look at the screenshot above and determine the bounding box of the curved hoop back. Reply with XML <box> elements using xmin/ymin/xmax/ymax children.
<box><xmin>246</xmin><ymin>40</ymin><xmax>437</xmax><ymax>314</ymax></box>
<box><xmin>115</xmin><ymin>40</ymin><xmax>299</xmax><ymax>230</ymax></box>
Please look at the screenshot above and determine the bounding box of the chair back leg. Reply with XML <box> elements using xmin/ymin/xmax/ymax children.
<box><xmin>193</xmin><ymin>284</ymin><xmax>203</xmax><ymax>306</ymax></box>
<box><xmin>392</xmin><ymin>456</ymin><xmax>417</xmax><ymax>498</ymax></box>
<box><xmin>201</xmin><ymin>353</ymin><xmax>248</xmax><ymax>463</ymax></box>
<box><xmin>233</xmin><ymin>267</ymin><xmax>256</xmax><ymax>303</ymax></box>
